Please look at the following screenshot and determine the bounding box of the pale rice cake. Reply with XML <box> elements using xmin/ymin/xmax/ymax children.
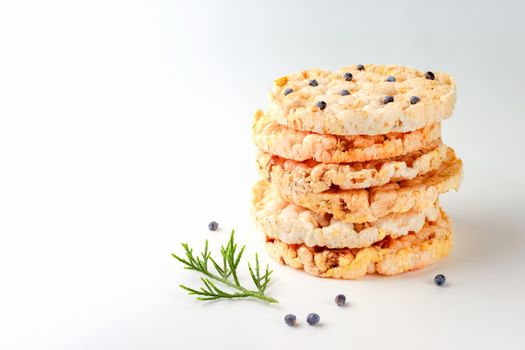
<box><xmin>269</xmin><ymin>148</ymin><xmax>462</xmax><ymax>223</ymax></box>
<box><xmin>268</xmin><ymin>64</ymin><xmax>456</xmax><ymax>136</ymax></box>
<box><xmin>265</xmin><ymin>208</ymin><xmax>452</xmax><ymax>279</ymax></box>
<box><xmin>253</xmin><ymin>179</ymin><xmax>441</xmax><ymax>249</ymax></box>
<box><xmin>256</xmin><ymin>141</ymin><xmax>447</xmax><ymax>192</ymax></box>
<box><xmin>253</xmin><ymin>110</ymin><xmax>441</xmax><ymax>163</ymax></box>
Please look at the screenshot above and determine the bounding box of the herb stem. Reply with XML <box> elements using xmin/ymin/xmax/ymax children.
<box><xmin>199</xmin><ymin>269</ymin><xmax>277</xmax><ymax>303</ymax></box>
<box><xmin>173</xmin><ymin>230</ymin><xmax>278</xmax><ymax>303</ymax></box>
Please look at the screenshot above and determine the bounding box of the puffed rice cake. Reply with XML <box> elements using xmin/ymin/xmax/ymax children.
<box><xmin>253</xmin><ymin>110</ymin><xmax>441</xmax><ymax>163</ymax></box>
<box><xmin>269</xmin><ymin>148</ymin><xmax>462</xmax><ymax>223</ymax></box>
<box><xmin>265</xmin><ymin>208</ymin><xmax>452</xmax><ymax>279</ymax></box>
<box><xmin>256</xmin><ymin>140</ymin><xmax>447</xmax><ymax>192</ymax></box>
<box><xmin>253</xmin><ymin>179</ymin><xmax>440</xmax><ymax>249</ymax></box>
<box><xmin>252</xmin><ymin>64</ymin><xmax>461</xmax><ymax>280</ymax></box>
<box><xmin>268</xmin><ymin>64</ymin><xmax>456</xmax><ymax>136</ymax></box>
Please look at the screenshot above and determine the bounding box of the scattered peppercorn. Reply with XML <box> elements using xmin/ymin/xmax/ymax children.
<box><xmin>335</xmin><ymin>294</ymin><xmax>346</xmax><ymax>306</ymax></box>
<box><xmin>357</xmin><ymin>64</ymin><xmax>365</xmax><ymax>71</ymax></box>
<box><xmin>284</xmin><ymin>314</ymin><xmax>296</xmax><ymax>326</ymax></box>
<box><xmin>208</xmin><ymin>221</ymin><xmax>219</xmax><ymax>231</ymax></box>
<box><xmin>316</xmin><ymin>101</ymin><xmax>327</xmax><ymax>110</ymax></box>
<box><xmin>306</xmin><ymin>313</ymin><xmax>320</xmax><ymax>326</ymax></box>
<box><xmin>284</xmin><ymin>88</ymin><xmax>293</xmax><ymax>95</ymax></box>
<box><xmin>386</xmin><ymin>76</ymin><xmax>396</xmax><ymax>82</ymax></box>
<box><xmin>343</xmin><ymin>72</ymin><xmax>353</xmax><ymax>81</ymax></box>
<box><xmin>434</xmin><ymin>274</ymin><xmax>446</xmax><ymax>286</ymax></box>
<box><xmin>384</xmin><ymin>96</ymin><xmax>394</xmax><ymax>104</ymax></box>
<box><xmin>410</xmin><ymin>96</ymin><xmax>420</xmax><ymax>104</ymax></box>
<box><xmin>308</xmin><ymin>79</ymin><xmax>318</xmax><ymax>87</ymax></box>
<box><xmin>340</xmin><ymin>89</ymin><xmax>350</xmax><ymax>96</ymax></box>
<box><xmin>425</xmin><ymin>71</ymin><xmax>435</xmax><ymax>80</ymax></box>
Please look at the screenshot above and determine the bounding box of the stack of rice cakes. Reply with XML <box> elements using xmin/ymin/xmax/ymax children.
<box><xmin>252</xmin><ymin>64</ymin><xmax>462</xmax><ymax>279</ymax></box>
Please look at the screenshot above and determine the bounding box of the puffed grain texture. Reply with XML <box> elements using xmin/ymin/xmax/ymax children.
<box><xmin>270</xmin><ymin>148</ymin><xmax>462</xmax><ymax>223</ymax></box>
<box><xmin>265</xmin><ymin>209</ymin><xmax>452</xmax><ymax>279</ymax></box>
<box><xmin>269</xmin><ymin>64</ymin><xmax>456</xmax><ymax>135</ymax></box>
<box><xmin>257</xmin><ymin>141</ymin><xmax>447</xmax><ymax>192</ymax></box>
<box><xmin>253</xmin><ymin>179</ymin><xmax>440</xmax><ymax>249</ymax></box>
<box><xmin>253</xmin><ymin>110</ymin><xmax>442</xmax><ymax>163</ymax></box>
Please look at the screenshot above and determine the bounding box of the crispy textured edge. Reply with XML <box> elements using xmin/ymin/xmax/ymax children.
<box><xmin>270</xmin><ymin>148</ymin><xmax>462</xmax><ymax>223</ymax></box>
<box><xmin>252</xmin><ymin>179</ymin><xmax>441</xmax><ymax>249</ymax></box>
<box><xmin>253</xmin><ymin>110</ymin><xmax>442</xmax><ymax>163</ymax></box>
<box><xmin>265</xmin><ymin>209</ymin><xmax>452</xmax><ymax>279</ymax></box>
<box><xmin>256</xmin><ymin>142</ymin><xmax>447</xmax><ymax>191</ymax></box>
<box><xmin>268</xmin><ymin>65</ymin><xmax>456</xmax><ymax>136</ymax></box>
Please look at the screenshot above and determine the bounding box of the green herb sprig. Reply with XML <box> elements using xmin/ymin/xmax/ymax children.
<box><xmin>172</xmin><ymin>230</ymin><xmax>277</xmax><ymax>303</ymax></box>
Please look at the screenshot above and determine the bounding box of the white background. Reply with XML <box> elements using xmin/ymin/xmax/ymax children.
<box><xmin>1</xmin><ymin>0</ymin><xmax>524</xmax><ymax>349</ymax></box>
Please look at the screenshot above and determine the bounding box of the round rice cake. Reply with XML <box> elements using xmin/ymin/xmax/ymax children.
<box><xmin>253</xmin><ymin>179</ymin><xmax>441</xmax><ymax>249</ymax></box>
<box><xmin>252</xmin><ymin>110</ymin><xmax>441</xmax><ymax>163</ymax></box>
<box><xmin>257</xmin><ymin>141</ymin><xmax>447</xmax><ymax>192</ymax></box>
<box><xmin>270</xmin><ymin>148</ymin><xmax>462</xmax><ymax>223</ymax></box>
<box><xmin>265</xmin><ymin>208</ymin><xmax>452</xmax><ymax>279</ymax></box>
<box><xmin>268</xmin><ymin>64</ymin><xmax>456</xmax><ymax>136</ymax></box>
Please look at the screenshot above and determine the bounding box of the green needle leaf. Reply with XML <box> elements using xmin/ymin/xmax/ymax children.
<box><xmin>172</xmin><ymin>229</ymin><xmax>278</xmax><ymax>304</ymax></box>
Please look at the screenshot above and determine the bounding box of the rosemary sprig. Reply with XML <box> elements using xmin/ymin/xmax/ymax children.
<box><xmin>172</xmin><ymin>230</ymin><xmax>278</xmax><ymax>303</ymax></box>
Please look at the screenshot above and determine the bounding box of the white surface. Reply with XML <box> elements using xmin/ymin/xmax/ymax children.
<box><xmin>1</xmin><ymin>0</ymin><xmax>525</xmax><ymax>349</ymax></box>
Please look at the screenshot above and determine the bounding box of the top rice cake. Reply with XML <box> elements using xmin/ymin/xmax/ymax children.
<box><xmin>268</xmin><ymin>64</ymin><xmax>456</xmax><ymax>136</ymax></box>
